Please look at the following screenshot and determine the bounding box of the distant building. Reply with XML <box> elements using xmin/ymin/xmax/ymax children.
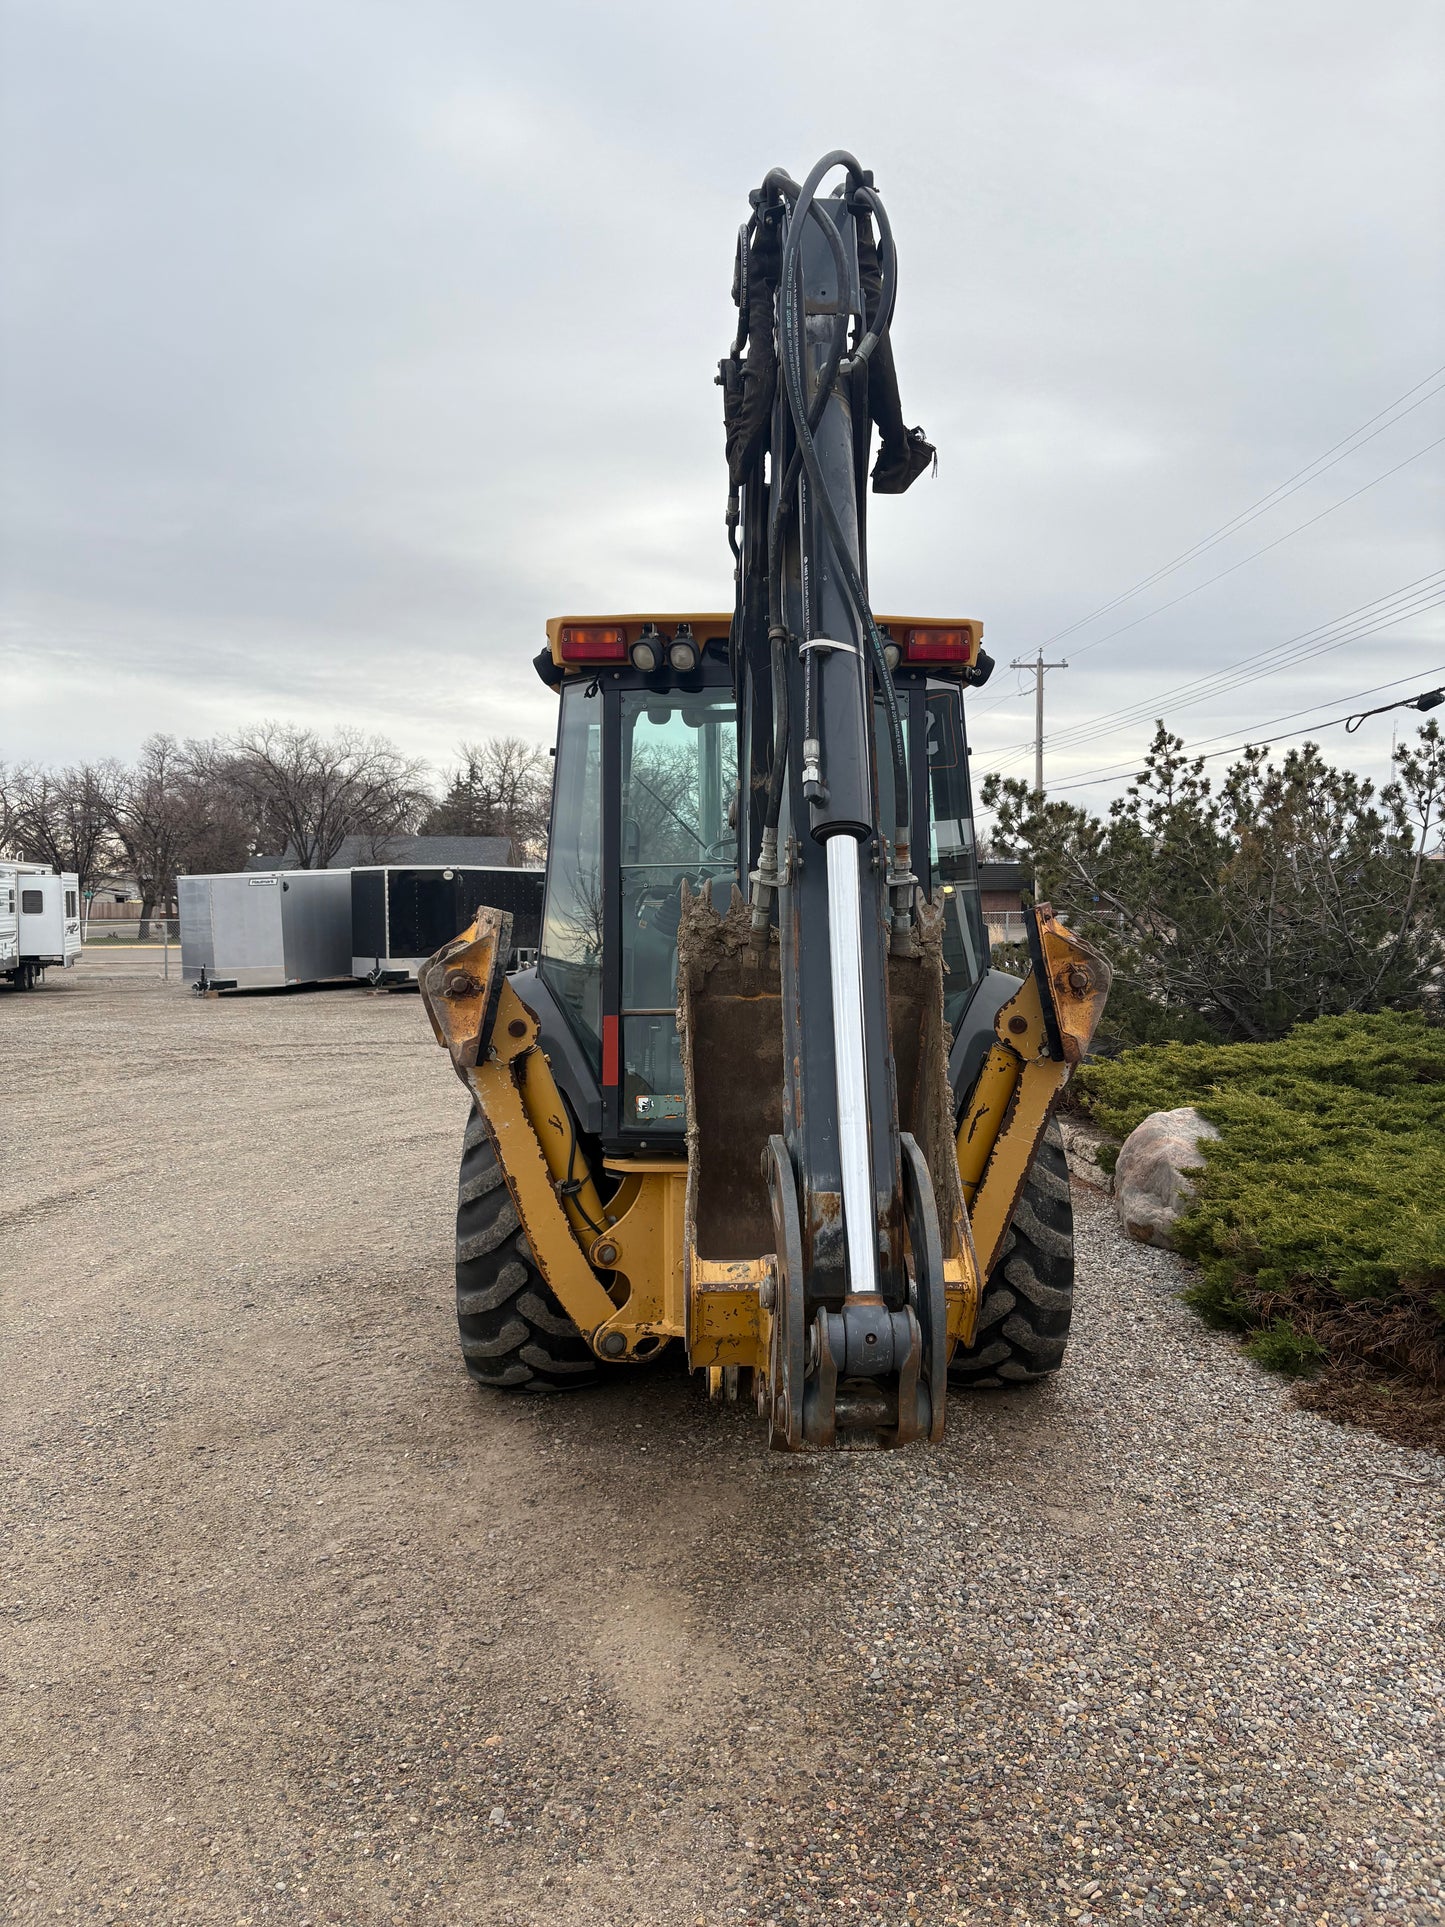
<box><xmin>979</xmin><ymin>859</ymin><xmax>1023</xmax><ymax>914</ymax></box>
<box><xmin>245</xmin><ymin>834</ymin><xmax>515</xmax><ymax>872</ymax></box>
<box><xmin>88</xmin><ymin>876</ymin><xmax>143</xmax><ymax>914</ymax></box>
<box><xmin>979</xmin><ymin>860</ymin><xmax>1026</xmax><ymax>943</ymax></box>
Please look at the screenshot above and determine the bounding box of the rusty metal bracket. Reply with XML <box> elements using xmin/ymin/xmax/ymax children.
<box><xmin>419</xmin><ymin>907</ymin><xmax>514</xmax><ymax>1072</ymax></box>
<box><xmin>1031</xmin><ymin>902</ymin><xmax>1112</xmax><ymax>1066</ymax></box>
<box><xmin>960</xmin><ymin>903</ymin><xmax>1113</xmax><ymax>1281</ymax></box>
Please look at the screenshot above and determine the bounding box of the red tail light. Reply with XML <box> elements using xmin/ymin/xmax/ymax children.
<box><xmin>901</xmin><ymin>625</ymin><xmax>975</xmax><ymax>665</ymax></box>
<box><xmin>558</xmin><ymin>624</ymin><xmax>628</xmax><ymax>663</ymax></box>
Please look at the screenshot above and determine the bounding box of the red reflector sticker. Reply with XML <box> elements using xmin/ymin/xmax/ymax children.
<box><xmin>602</xmin><ymin>1014</ymin><xmax>619</xmax><ymax>1085</ymax></box>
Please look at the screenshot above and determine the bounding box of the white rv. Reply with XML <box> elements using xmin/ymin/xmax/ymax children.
<box><xmin>2</xmin><ymin>863</ymin><xmax>83</xmax><ymax>989</ymax></box>
<box><xmin>0</xmin><ymin>862</ymin><xmax>17</xmax><ymax>982</ymax></box>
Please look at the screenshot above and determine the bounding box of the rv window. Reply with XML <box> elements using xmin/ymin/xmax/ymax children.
<box><xmin>21</xmin><ymin>890</ymin><xmax>43</xmax><ymax>914</ymax></box>
<box><xmin>66</xmin><ymin>891</ymin><xmax>77</xmax><ymax>917</ymax></box>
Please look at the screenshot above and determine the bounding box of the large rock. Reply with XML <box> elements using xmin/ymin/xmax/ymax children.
<box><xmin>1113</xmin><ymin>1106</ymin><xmax>1219</xmax><ymax>1248</ymax></box>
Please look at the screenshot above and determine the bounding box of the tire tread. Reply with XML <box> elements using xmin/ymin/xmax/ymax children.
<box><xmin>454</xmin><ymin>1110</ymin><xmax>600</xmax><ymax>1395</ymax></box>
<box><xmin>950</xmin><ymin>1120</ymin><xmax>1074</xmax><ymax>1390</ymax></box>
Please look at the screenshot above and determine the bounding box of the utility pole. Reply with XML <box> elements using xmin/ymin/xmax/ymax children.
<box><xmin>1010</xmin><ymin>651</ymin><xmax>1069</xmax><ymax>796</ymax></box>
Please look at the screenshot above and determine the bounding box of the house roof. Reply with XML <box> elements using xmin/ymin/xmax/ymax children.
<box><xmin>978</xmin><ymin>860</ymin><xmax>1024</xmax><ymax>892</ymax></box>
<box><xmin>246</xmin><ymin>834</ymin><xmax>514</xmax><ymax>872</ymax></box>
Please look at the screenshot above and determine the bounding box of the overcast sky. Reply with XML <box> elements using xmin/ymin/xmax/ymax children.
<box><xmin>2</xmin><ymin>0</ymin><xmax>1443</xmax><ymax>816</ymax></box>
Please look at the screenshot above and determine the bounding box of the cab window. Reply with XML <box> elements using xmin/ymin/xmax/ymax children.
<box><xmin>925</xmin><ymin>686</ymin><xmax>987</xmax><ymax>1024</ymax></box>
<box><xmin>539</xmin><ymin>681</ymin><xmax>604</xmax><ymax>1071</ymax></box>
<box><xmin>619</xmin><ymin>689</ymin><xmax>737</xmax><ymax>1131</ymax></box>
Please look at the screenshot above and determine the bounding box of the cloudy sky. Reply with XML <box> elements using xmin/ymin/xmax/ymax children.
<box><xmin>3</xmin><ymin>0</ymin><xmax>1443</xmax><ymax>817</ymax></box>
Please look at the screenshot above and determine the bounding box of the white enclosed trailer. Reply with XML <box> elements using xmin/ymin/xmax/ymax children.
<box><xmin>15</xmin><ymin>867</ymin><xmax>83</xmax><ymax>987</ymax></box>
<box><xmin>178</xmin><ymin>870</ymin><xmax>354</xmax><ymax>990</ymax></box>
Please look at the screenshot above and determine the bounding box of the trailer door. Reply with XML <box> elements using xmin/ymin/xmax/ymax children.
<box><xmin>62</xmin><ymin>876</ymin><xmax>82</xmax><ymax>964</ymax></box>
<box><xmin>18</xmin><ymin>875</ymin><xmax>64</xmax><ymax>965</ymax></box>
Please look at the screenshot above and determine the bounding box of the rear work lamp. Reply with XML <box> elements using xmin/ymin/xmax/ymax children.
<box><xmin>630</xmin><ymin>625</ymin><xmax>662</xmax><ymax>672</ymax></box>
<box><xmin>667</xmin><ymin>624</ymin><xmax>700</xmax><ymax>673</ymax></box>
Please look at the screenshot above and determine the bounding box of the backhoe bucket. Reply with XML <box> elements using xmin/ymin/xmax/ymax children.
<box><xmin>677</xmin><ymin>884</ymin><xmax>965</xmax><ymax>1273</ymax></box>
<box><xmin>677</xmin><ymin>881</ymin><xmax>971</xmax><ymax>1449</ymax></box>
<box><xmin>676</xmin><ymin>886</ymin><xmax>785</xmax><ymax>1272</ymax></box>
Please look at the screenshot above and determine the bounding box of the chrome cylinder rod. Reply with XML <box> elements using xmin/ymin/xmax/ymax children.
<box><xmin>825</xmin><ymin>831</ymin><xmax>878</xmax><ymax>1297</ymax></box>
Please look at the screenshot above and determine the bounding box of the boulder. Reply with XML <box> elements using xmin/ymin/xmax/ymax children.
<box><xmin>1113</xmin><ymin>1106</ymin><xmax>1219</xmax><ymax>1248</ymax></box>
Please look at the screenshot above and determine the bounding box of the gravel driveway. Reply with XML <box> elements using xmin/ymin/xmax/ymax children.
<box><xmin>4</xmin><ymin>957</ymin><xmax>1443</xmax><ymax>1925</ymax></box>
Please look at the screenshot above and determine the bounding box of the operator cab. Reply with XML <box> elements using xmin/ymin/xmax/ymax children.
<box><xmin>530</xmin><ymin>614</ymin><xmax>990</xmax><ymax>1156</ymax></box>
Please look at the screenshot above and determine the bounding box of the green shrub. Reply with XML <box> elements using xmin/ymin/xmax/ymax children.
<box><xmin>1242</xmin><ymin>1320</ymin><xmax>1327</xmax><ymax>1378</ymax></box>
<box><xmin>1075</xmin><ymin>1012</ymin><xmax>1445</xmax><ymax>1387</ymax></box>
<box><xmin>1181</xmin><ymin>1269</ymin><xmax>1255</xmax><ymax>1332</ymax></box>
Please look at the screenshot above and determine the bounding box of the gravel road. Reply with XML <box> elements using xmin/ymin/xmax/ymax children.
<box><xmin>4</xmin><ymin>956</ymin><xmax>1443</xmax><ymax>1926</ymax></box>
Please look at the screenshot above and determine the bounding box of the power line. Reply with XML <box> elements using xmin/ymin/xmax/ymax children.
<box><xmin>987</xmin><ymin>590</ymin><xmax>1445</xmax><ymax>776</ymax></box>
<box><xmin>1028</xmin><ymin>362</ymin><xmax>1445</xmax><ymax>653</ymax></box>
<box><xmin>994</xmin><ymin>581</ymin><xmax>1445</xmax><ymax>770</ymax></box>
<box><xmin>974</xmin><ymin>466</ymin><xmax>1445</xmax><ymax>743</ymax></box>
<box><xmin>1346</xmin><ymin>684</ymin><xmax>1444</xmax><ymax>731</ymax></box>
<box><xmin>997</xmin><ymin>664</ymin><xmax>1445</xmax><ymax>797</ymax></box>
<box><xmin>990</xmin><ymin>582</ymin><xmax>1445</xmax><ymax>769</ymax></box>
<box><xmin>986</xmin><ymin>578</ymin><xmax>1445</xmax><ymax>768</ymax></box>
<box><xmin>967</xmin><ymin>666</ymin><xmax>1037</xmax><ymax>720</ymax></box>
<box><xmin>983</xmin><ymin>571</ymin><xmax>1445</xmax><ymax>769</ymax></box>
<box><xmin>1007</xmin><ymin>652</ymin><xmax>1068</xmax><ymax>795</ymax></box>
<box><xmin>1042</xmin><ymin>431</ymin><xmax>1445</xmax><ymax>669</ymax></box>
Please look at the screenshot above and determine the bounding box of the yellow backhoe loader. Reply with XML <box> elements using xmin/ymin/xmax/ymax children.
<box><xmin>422</xmin><ymin>152</ymin><xmax>1110</xmax><ymax>1449</ymax></box>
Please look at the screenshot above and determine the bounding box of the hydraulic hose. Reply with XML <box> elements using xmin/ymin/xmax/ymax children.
<box><xmin>761</xmin><ymin>193</ymin><xmax>853</xmax><ymax>834</ymax></box>
<box><xmin>775</xmin><ymin>153</ymin><xmax>910</xmax><ymax>847</ymax></box>
<box><xmin>845</xmin><ymin>183</ymin><xmax>897</xmax><ymax>369</ymax></box>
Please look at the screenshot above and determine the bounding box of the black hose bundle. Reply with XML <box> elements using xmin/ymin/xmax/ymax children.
<box><xmin>772</xmin><ymin>151</ymin><xmax>911</xmax><ymax>849</ymax></box>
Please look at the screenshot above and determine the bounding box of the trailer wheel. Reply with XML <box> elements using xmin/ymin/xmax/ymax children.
<box><xmin>455</xmin><ymin>1106</ymin><xmax>601</xmax><ymax>1395</ymax></box>
<box><xmin>950</xmin><ymin>1120</ymin><xmax>1074</xmax><ymax>1389</ymax></box>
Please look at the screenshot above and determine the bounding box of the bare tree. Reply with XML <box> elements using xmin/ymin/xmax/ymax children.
<box><xmin>422</xmin><ymin>736</ymin><xmax>551</xmax><ymax>862</ymax></box>
<box><xmin>0</xmin><ymin>760</ymin><xmax>21</xmax><ymax>856</ymax></box>
<box><xmin>173</xmin><ymin>751</ymin><xmax>256</xmax><ymax>879</ymax></box>
<box><xmin>213</xmin><ymin>723</ymin><xmax>434</xmax><ymax>869</ymax></box>
<box><xmin>9</xmin><ymin>761</ymin><xmax>122</xmax><ymax>898</ymax></box>
<box><xmin>104</xmin><ymin>735</ymin><xmax>252</xmax><ymax>935</ymax></box>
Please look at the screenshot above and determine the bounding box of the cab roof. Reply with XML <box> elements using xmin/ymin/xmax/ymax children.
<box><xmin>544</xmin><ymin>613</ymin><xmax>984</xmax><ymax>673</ymax></box>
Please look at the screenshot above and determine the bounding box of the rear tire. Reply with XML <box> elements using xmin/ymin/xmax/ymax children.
<box><xmin>950</xmin><ymin>1119</ymin><xmax>1074</xmax><ymax>1389</ymax></box>
<box><xmin>455</xmin><ymin>1106</ymin><xmax>601</xmax><ymax>1394</ymax></box>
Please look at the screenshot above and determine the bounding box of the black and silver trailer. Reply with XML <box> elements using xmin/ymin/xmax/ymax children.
<box><xmin>350</xmin><ymin>866</ymin><xmax>544</xmax><ymax>983</ymax></box>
